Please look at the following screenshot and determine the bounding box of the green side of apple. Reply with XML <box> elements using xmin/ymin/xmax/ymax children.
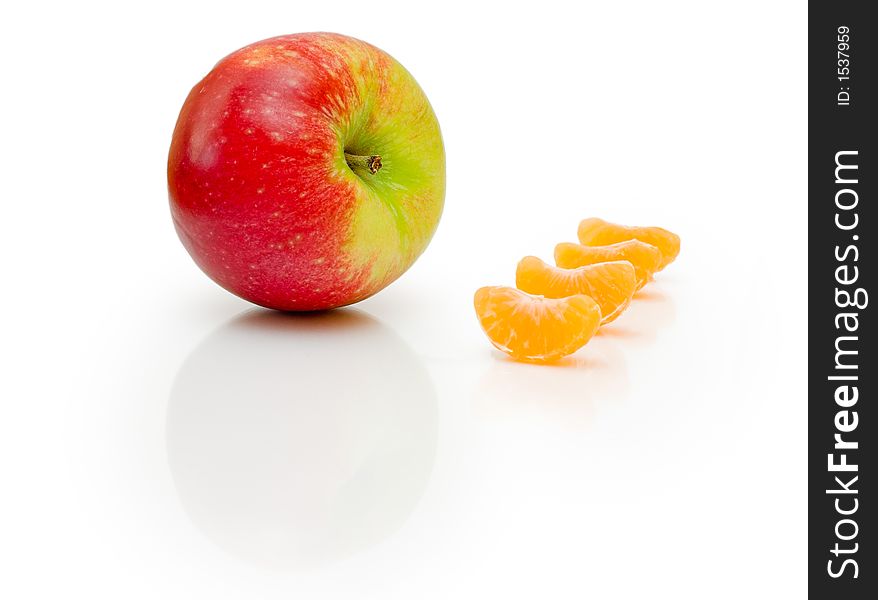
<box><xmin>338</xmin><ymin>54</ymin><xmax>445</xmax><ymax>289</ymax></box>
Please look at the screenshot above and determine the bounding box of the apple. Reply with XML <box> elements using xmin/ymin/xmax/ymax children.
<box><xmin>168</xmin><ymin>33</ymin><xmax>445</xmax><ymax>310</ymax></box>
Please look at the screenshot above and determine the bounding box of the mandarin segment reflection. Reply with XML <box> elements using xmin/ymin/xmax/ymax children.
<box><xmin>473</xmin><ymin>336</ymin><xmax>630</xmax><ymax>429</ymax></box>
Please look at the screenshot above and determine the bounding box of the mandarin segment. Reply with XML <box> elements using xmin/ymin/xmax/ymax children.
<box><xmin>515</xmin><ymin>257</ymin><xmax>636</xmax><ymax>324</ymax></box>
<box><xmin>554</xmin><ymin>240</ymin><xmax>661</xmax><ymax>290</ymax></box>
<box><xmin>577</xmin><ymin>218</ymin><xmax>680</xmax><ymax>270</ymax></box>
<box><xmin>473</xmin><ymin>286</ymin><xmax>602</xmax><ymax>363</ymax></box>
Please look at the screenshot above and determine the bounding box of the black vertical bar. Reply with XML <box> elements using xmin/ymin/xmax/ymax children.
<box><xmin>809</xmin><ymin>1</ymin><xmax>875</xmax><ymax>597</ymax></box>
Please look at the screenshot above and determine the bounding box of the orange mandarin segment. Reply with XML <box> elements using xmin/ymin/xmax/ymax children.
<box><xmin>473</xmin><ymin>286</ymin><xmax>602</xmax><ymax>363</ymax></box>
<box><xmin>515</xmin><ymin>257</ymin><xmax>636</xmax><ymax>324</ymax></box>
<box><xmin>554</xmin><ymin>240</ymin><xmax>661</xmax><ymax>290</ymax></box>
<box><xmin>577</xmin><ymin>217</ymin><xmax>680</xmax><ymax>270</ymax></box>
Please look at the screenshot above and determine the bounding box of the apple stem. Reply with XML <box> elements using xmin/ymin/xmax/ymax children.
<box><xmin>345</xmin><ymin>152</ymin><xmax>382</xmax><ymax>174</ymax></box>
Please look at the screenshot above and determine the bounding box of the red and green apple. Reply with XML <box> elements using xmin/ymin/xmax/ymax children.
<box><xmin>168</xmin><ymin>33</ymin><xmax>445</xmax><ymax>310</ymax></box>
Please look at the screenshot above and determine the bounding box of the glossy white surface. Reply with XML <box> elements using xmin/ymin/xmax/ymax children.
<box><xmin>1</xmin><ymin>1</ymin><xmax>806</xmax><ymax>597</ymax></box>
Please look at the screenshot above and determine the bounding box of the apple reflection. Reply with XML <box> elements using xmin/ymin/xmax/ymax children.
<box><xmin>167</xmin><ymin>308</ymin><xmax>437</xmax><ymax>570</ymax></box>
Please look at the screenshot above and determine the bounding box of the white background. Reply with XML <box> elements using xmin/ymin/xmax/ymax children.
<box><xmin>1</xmin><ymin>1</ymin><xmax>807</xmax><ymax>598</ymax></box>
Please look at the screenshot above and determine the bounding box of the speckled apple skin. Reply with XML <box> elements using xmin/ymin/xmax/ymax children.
<box><xmin>169</xmin><ymin>33</ymin><xmax>445</xmax><ymax>310</ymax></box>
